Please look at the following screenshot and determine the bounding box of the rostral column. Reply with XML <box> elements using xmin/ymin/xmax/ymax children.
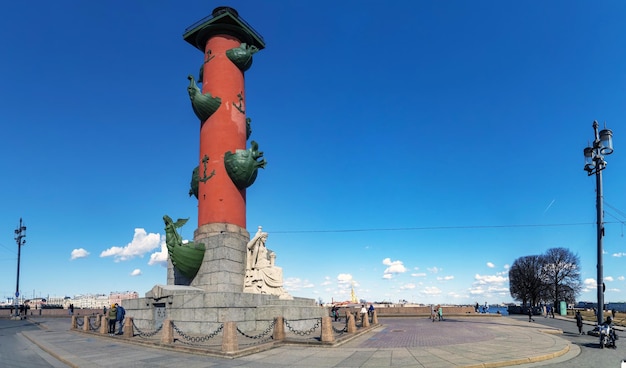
<box><xmin>178</xmin><ymin>7</ymin><xmax>266</xmax><ymax>292</ymax></box>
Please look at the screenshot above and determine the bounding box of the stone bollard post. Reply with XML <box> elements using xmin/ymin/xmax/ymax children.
<box><xmin>273</xmin><ymin>316</ymin><xmax>285</xmax><ymax>341</ymax></box>
<box><xmin>99</xmin><ymin>316</ymin><xmax>107</xmax><ymax>334</ymax></box>
<box><xmin>71</xmin><ymin>315</ymin><xmax>77</xmax><ymax>330</ymax></box>
<box><xmin>362</xmin><ymin>312</ymin><xmax>370</xmax><ymax>327</ymax></box>
<box><xmin>371</xmin><ymin>310</ymin><xmax>378</xmax><ymax>325</ymax></box>
<box><xmin>221</xmin><ymin>321</ymin><xmax>238</xmax><ymax>353</ymax></box>
<box><xmin>161</xmin><ymin>319</ymin><xmax>173</xmax><ymax>344</ymax></box>
<box><xmin>347</xmin><ymin>313</ymin><xmax>357</xmax><ymax>333</ymax></box>
<box><xmin>320</xmin><ymin>316</ymin><xmax>334</xmax><ymax>342</ymax></box>
<box><xmin>123</xmin><ymin>317</ymin><xmax>133</xmax><ymax>338</ymax></box>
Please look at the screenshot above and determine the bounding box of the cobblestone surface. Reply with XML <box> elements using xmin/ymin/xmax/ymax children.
<box><xmin>22</xmin><ymin>316</ymin><xmax>572</xmax><ymax>367</ymax></box>
<box><xmin>351</xmin><ymin>317</ymin><xmax>496</xmax><ymax>348</ymax></box>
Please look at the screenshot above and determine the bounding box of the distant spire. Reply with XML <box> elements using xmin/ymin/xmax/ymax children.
<box><xmin>350</xmin><ymin>281</ymin><xmax>358</xmax><ymax>303</ymax></box>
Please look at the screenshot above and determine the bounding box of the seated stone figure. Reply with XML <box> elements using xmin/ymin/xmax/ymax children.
<box><xmin>244</xmin><ymin>226</ymin><xmax>292</xmax><ymax>299</ymax></box>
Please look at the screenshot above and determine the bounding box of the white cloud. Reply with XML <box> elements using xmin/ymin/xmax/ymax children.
<box><xmin>284</xmin><ymin>277</ymin><xmax>315</xmax><ymax>291</ymax></box>
<box><xmin>503</xmin><ymin>264</ymin><xmax>510</xmax><ymax>270</ymax></box>
<box><xmin>427</xmin><ymin>267</ymin><xmax>440</xmax><ymax>274</ymax></box>
<box><xmin>584</xmin><ymin>278</ymin><xmax>597</xmax><ymax>289</ymax></box>
<box><xmin>474</xmin><ymin>274</ymin><xmax>507</xmax><ymax>285</ymax></box>
<box><xmin>320</xmin><ymin>276</ymin><xmax>332</xmax><ymax>286</ymax></box>
<box><xmin>619</xmin><ymin>276</ymin><xmax>625</xmax><ymax>281</ymax></box>
<box><xmin>382</xmin><ymin>274</ymin><xmax>392</xmax><ymax>279</ymax></box>
<box><xmin>130</xmin><ymin>269</ymin><xmax>141</xmax><ymax>276</ymax></box>
<box><xmin>437</xmin><ymin>275</ymin><xmax>454</xmax><ymax>281</ymax></box>
<box><xmin>400</xmin><ymin>283</ymin><xmax>416</xmax><ymax>290</ymax></box>
<box><xmin>382</xmin><ymin>258</ymin><xmax>407</xmax><ymax>277</ymax></box>
<box><xmin>612</xmin><ymin>252</ymin><xmax>626</xmax><ymax>258</ymax></box>
<box><xmin>337</xmin><ymin>274</ymin><xmax>353</xmax><ymax>284</ymax></box>
<box><xmin>70</xmin><ymin>248</ymin><xmax>89</xmax><ymax>260</ymax></box>
<box><xmin>411</xmin><ymin>272</ymin><xmax>427</xmax><ymax>277</ymax></box>
<box><xmin>604</xmin><ymin>276</ymin><xmax>614</xmax><ymax>282</ymax></box>
<box><xmin>422</xmin><ymin>286</ymin><xmax>442</xmax><ymax>295</ymax></box>
<box><xmin>486</xmin><ymin>262</ymin><xmax>495</xmax><ymax>268</ymax></box>
<box><xmin>148</xmin><ymin>238</ymin><xmax>168</xmax><ymax>267</ymax></box>
<box><xmin>100</xmin><ymin>229</ymin><xmax>163</xmax><ymax>262</ymax></box>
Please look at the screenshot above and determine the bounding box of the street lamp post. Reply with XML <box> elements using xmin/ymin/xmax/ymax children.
<box><xmin>13</xmin><ymin>218</ymin><xmax>26</xmax><ymax>319</ymax></box>
<box><xmin>583</xmin><ymin>120</ymin><xmax>613</xmax><ymax>346</ymax></box>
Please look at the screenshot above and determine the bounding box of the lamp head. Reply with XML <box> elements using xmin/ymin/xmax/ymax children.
<box><xmin>599</xmin><ymin>128</ymin><xmax>613</xmax><ymax>155</ymax></box>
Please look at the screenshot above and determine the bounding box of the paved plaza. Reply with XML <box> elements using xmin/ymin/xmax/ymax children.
<box><xmin>18</xmin><ymin>315</ymin><xmax>580</xmax><ymax>367</ymax></box>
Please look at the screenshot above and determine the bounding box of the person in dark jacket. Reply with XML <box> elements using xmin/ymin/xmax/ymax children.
<box><xmin>575</xmin><ymin>310</ymin><xmax>583</xmax><ymax>335</ymax></box>
<box><xmin>528</xmin><ymin>307</ymin><xmax>534</xmax><ymax>322</ymax></box>
<box><xmin>115</xmin><ymin>303</ymin><xmax>126</xmax><ymax>335</ymax></box>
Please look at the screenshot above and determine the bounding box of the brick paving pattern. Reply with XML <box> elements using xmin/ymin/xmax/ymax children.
<box><xmin>353</xmin><ymin>318</ymin><xmax>496</xmax><ymax>348</ymax></box>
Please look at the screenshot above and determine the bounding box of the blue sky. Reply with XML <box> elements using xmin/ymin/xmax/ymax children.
<box><xmin>1</xmin><ymin>1</ymin><xmax>626</xmax><ymax>306</ymax></box>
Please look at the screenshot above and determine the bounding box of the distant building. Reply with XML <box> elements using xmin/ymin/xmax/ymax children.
<box><xmin>607</xmin><ymin>302</ymin><xmax>626</xmax><ymax>312</ymax></box>
<box><xmin>575</xmin><ymin>301</ymin><xmax>626</xmax><ymax>312</ymax></box>
<box><xmin>109</xmin><ymin>291</ymin><xmax>139</xmax><ymax>306</ymax></box>
<box><xmin>72</xmin><ymin>294</ymin><xmax>109</xmax><ymax>309</ymax></box>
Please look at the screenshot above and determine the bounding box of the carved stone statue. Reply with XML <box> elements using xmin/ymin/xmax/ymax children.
<box><xmin>243</xmin><ymin>226</ymin><xmax>292</xmax><ymax>299</ymax></box>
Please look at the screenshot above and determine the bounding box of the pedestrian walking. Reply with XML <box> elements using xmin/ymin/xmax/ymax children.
<box><xmin>575</xmin><ymin>310</ymin><xmax>583</xmax><ymax>335</ymax></box>
<box><xmin>438</xmin><ymin>306</ymin><xmax>444</xmax><ymax>321</ymax></box>
<box><xmin>528</xmin><ymin>307</ymin><xmax>534</xmax><ymax>322</ymax></box>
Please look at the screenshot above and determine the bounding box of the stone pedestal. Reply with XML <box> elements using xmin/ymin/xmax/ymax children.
<box><xmin>125</xmin><ymin>285</ymin><xmax>326</xmax><ymax>334</ymax></box>
<box><xmin>167</xmin><ymin>223</ymin><xmax>249</xmax><ymax>293</ymax></box>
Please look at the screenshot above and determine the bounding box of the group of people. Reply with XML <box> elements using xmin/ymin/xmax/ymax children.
<box><xmin>431</xmin><ymin>305</ymin><xmax>443</xmax><ymax>322</ymax></box>
<box><xmin>330</xmin><ymin>304</ymin><xmax>374</xmax><ymax>323</ymax></box>
<box><xmin>106</xmin><ymin>303</ymin><xmax>126</xmax><ymax>336</ymax></box>
<box><xmin>475</xmin><ymin>302</ymin><xmax>489</xmax><ymax>314</ymax></box>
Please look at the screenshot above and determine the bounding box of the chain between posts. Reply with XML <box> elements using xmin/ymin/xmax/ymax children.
<box><xmin>88</xmin><ymin>316</ymin><xmax>101</xmax><ymax>331</ymax></box>
<box><xmin>132</xmin><ymin>319</ymin><xmax>163</xmax><ymax>338</ymax></box>
<box><xmin>332</xmin><ymin>318</ymin><xmax>348</xmax><ymax>334</ymax></box>
<box><xmin>75</xmin><ymin>317</ymin><xmax>84</xmax><ymax>327</ymax></box>
<box><xmin>237</xmin><ymin>320</ymin><xmax>275</xmax><ymax>339</ymax></box>
<box><xmin>284</xmin><ymin>318</ymin><xmax>321</xmax><ymax>336</ymax></box>
<box><xmin>172</xmin><ymin>322</ymin><xmax>223</xmax><ymax>345</ymax></box>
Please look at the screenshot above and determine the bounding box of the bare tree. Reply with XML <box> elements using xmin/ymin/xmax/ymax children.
<box><xmin>540</xmin><ymin>247</ymin><xmax>582</xmax><ymax>307</ymax></box>
<box><xmin>509</xmin><ymin>255</ymin><xmax>544</xmax><ymax>306</ymax></box>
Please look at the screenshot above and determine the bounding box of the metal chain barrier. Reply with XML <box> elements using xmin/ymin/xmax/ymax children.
<box><xmin>75</xmin><ymin>317</ymin><xmax>84</xmax><ymax>327</ymax></box>
<box><xmin>132</xmin><ymin>319</ymin><xmax>163</xmax><ymax>338</ymax></box>
<box><xmin>332</xmin><ymin>318</ymin><xmax>348</xmax><ymax>334</ymax></box>
<box><xmin>172</xmin><ymin>322</ymin><xmax>223</xmax><ymax>345</ymax></box>
<box><xmin>284</xmin><ymin>318</ymin><xmax>321</xmax><ymax>336</ymax></box>
<box><xmin>237</xmin><ymin>320</ymin><xmax>275</xmax><ymax>340</ymax></box>
<box><xmin>88</xmin><ymin>316</ymin><xmax>101</xmax><ymax>331</ymax></box>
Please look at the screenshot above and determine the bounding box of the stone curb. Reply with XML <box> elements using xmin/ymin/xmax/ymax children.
<box><xmin>462</xmin><ymin>342</ymin><xmax>570</xmax><ymax>368</ymax></box>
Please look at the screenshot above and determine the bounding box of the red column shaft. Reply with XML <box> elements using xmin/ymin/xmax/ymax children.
<box><xmin>198</xmin><ymin>35</ymin><xmax>247</xmax><ymax>228</ymax></box>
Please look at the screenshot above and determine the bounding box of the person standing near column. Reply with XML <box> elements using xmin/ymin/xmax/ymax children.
<box><xmin>115</xmin><ymin>303</ymin><xmax>126</xmax><ymax>335</ymax></box>
<box><xmin>107</xmin><ymin>304</ymin><xmax>117</xmax><ymax>336</ymax></box>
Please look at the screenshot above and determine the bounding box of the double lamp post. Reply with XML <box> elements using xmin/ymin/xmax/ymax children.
<box><xmin>583</xmin><ymin>120</ymin><xmax>613</xmax><ymax>339</ymax></box>
<box><xmin>13</xmin><ymin>218</ymin><xmax>26</xmax><ymax>319</ymax></box>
